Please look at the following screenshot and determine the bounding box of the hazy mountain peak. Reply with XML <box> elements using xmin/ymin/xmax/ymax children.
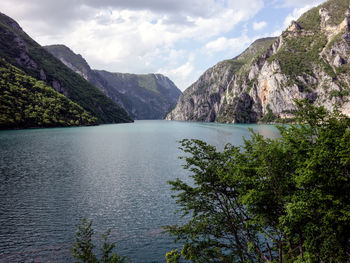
<box><xmin>44</xmin><ymin>44</ymin><xmax>91</xmax><ymax>80</ymax></box>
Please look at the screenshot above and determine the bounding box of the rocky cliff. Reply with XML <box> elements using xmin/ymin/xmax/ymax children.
<box><xmin>45</xmin><ymin>45</ymin><xmax>182</xmax><ymax>119</ymax></box>
<box><xmin>0</xmin><ymin>13</ymin><xmax>132</xmax><ymax>124</ymax></box>
<box><xmin>167</xmin><ymin>0</ymin><xmax>350</xmax><ymax>123</ymax></box>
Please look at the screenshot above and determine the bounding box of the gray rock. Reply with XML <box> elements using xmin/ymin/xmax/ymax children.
<box><xmin>40</xmin><ymin>69</ymin><xmax>46</xmax><ymax>81</ymax></box>
<box><xmin>167</xmin><ymin>4</ymin><xmax>350</xmax><ymax>123</ymax></box>
<box><xmin>334</xmin><ymin>54</ymin><xmax>346</xmax><ymax>67</ymax></box>
<box><xmin>288</xmin><ymin>21</ymin><xmax>302</xmax><ymax>31</ymax></box>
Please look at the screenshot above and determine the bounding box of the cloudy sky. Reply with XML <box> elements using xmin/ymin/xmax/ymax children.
<box><xmin>0</xmin><ymin>0</ymin><xmax>324</xmax><ymax>91</ymax></box>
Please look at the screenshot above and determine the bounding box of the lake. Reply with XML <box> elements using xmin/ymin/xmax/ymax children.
<box><xmin>0</xmin><ymin>120</ymin><xmax>279</xmax><ymax>262</ymax></box>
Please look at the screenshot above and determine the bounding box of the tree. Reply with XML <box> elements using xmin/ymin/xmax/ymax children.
<box><xmin>166</xmin><ymin>249</ymin><xmax>181</xmax><ymax>263</ymax></box>
<box><xmin>165</xmin><ymin>100</ymin><xmax>350</xmax><ymax>262</ymax></box>
<box><xmin>72</xmin><ymin>218</ymin><xmax>128</xmax><ymax>263</ymax></box>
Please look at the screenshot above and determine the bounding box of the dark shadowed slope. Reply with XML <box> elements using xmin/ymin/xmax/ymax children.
<box><xmin>0</xmin><ymin>12</ymin><xmax>132</xmax><ymax>124</ymax></box>
<box><xmin>45</xmin><ymin>44</ymin><xmax>182</xmax><ymax>119</ymax></box>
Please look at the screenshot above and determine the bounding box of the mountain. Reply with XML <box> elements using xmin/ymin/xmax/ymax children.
<box><xmin>44</xmin><ymin>45</ymin><xmax>182</xmax><ymax>119</ymax></box>
<box><xmin>0</xmin><ymin>58</ymin><xmax>98</xmax><ymax>129</ymax></box>
<box><xmin>167</xmin><ymin>0</ymin><xmax>350</xmax><ymax>123</ymax></box>
<box><xmin>0</xmin><ymin>12</ymin><xmax>132</xmax><ymax>124</ymax></box>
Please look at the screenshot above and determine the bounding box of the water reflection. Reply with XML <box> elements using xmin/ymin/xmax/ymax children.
<box><xmin>0</xmin><ymin>121</ymin><xmax>279</xmax><ymax>262</ymax></box>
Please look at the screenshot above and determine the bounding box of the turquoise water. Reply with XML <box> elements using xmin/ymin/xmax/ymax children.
<box><xmin>0</xmin><ymin>120</ymin><xmax>279</xmax><ymax>262</ymax></box>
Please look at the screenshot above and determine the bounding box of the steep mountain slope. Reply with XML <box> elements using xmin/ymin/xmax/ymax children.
<box><xmin>0</xmin><ymin>58</ymin><xmax>97</xmax><ymax>129</ymax></box>
<box><xmin>94</xmin><ymin>71</ymin><xmax>181</xmax><ymax>119</ymax></box>
<box><xmin>167</xmin><ymin>37</ymin><xmax>276</xmax><ymax>122</ymax></box>
<box><xmin>0</xmin><ymin>12</ymin><xmax>132</xmax><ymax>124</ymax></box>
<box><xmin>167</xmin><ymin>0</ymin><xmax>350</xmax><ymax>123</ymax></box>
<box><xmin>44</xmin><ymin>45</ymin><xmax>182</xmax><ymax>119</ymax></box>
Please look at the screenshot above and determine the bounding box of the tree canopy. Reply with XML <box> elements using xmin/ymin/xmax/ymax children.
<box><xmin>165</xmin><ymin>101</ymin><xmax>350</xmax><ymax>262</ymax></box>
<box><xmin>72</xmin><ymin>218</ymin><xmax>128</xmax><ymax>263</ymax></box>
<box><xmin>0</xmin><ymin>58</ymin><xmax>98</xmax><ymax>129</ymax></box>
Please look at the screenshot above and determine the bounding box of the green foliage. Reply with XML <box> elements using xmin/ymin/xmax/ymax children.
<box><xmin>224</xmin><ymin>37</ymin><xmax>277</xmax><ymax>76</ymax></box>
<box><xmin>329</xmin><ymin>89</ymin><xmax>350</xmax><ymax>99</ymax></box>
<box><xmin>268</xmin><ymin>33</ymin><xmax>333</xmax><ymax>87</ymax></box>
<box><xmin>72</xmin><ymin>219</ymin><xmax>128</xmax><ymax>263</ymax></box>
<box><xmin>335</xmin><ymin>64</ymin><xmax>350</xmax><ymax>75</ymax></box>
<box><xmin>166</xmin><ymin>100</ymin><xmax>350</xmax><ymax>262</ymax></box>
<box><xmin>297</xmin><ymin>0</ymin><xmax>350</xmax><ymax>31</ymax></box>
<box><xmin>320</xmin><ymin>0</ymin><xmax>350</xmax><ymax>26</ymax></box>
<box><xmin>0</xmin><ymin>58</ymin><xmax>98</xmax><ymax>129</ymax></box>
<box><xmin>165</xmin><ymin>249</ymin><xmax>181</xmax><ymax>263</ymax></box>
<box><xmin>260</xmin><ymin>104</ymin><xmax>276</xmax><ymax>123</ymax></box>
<box><xmin>297</xmin><ymin>6</ymin><xmax>321</xmax><ymax>31</ymax></box>
<box><xmin>72</xmin><ymin>219</ymin><xmax>98</xmax><ymax>263</ymax></box>
<box><xmin>267</xmin><ymin>0</ymin><xmax>350</xmax><ymax>89</ymax></box>
<box><xmin>236</xmin><ymin>37</ymin><xmax>277</xmax><ymax>63</ymax></box>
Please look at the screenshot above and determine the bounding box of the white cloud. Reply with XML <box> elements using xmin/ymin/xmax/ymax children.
<box><xmin>253</xmin><ymin>21</ymin><xmax>267</xmax><ymax>30</ymax></box>
<box><xmin>158</xmin><ymin>54</ymin><xmax>199</xmax><ymax>90</ymax></box>
<box><xmin>0</xmin><ymin>0</ymin><xmax>264</xmax><ymax>90</ymax></box>
<box><xmin>204</xmin><ymin>35</ymin><xmax>252</xmax><ymax>54</ymax></box>
<box><xmin>0</xmin><ymin>0</ymin><xmax>326</xmax><ymax>93</ymax></box>
<box><xmin>276</xmin><ymin>0</ymin><xmax>324</xmax><ymax>8</ymax></box>
<box><xmin>0</xmin><ymin>0</ymin><xmax>264</xmax><ymax>33</ymax></box>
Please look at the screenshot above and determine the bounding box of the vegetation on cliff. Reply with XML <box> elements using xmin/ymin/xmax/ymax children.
<box><xmin>94</xmin><ymin>71</ymin><xmax>181</xmax><ymax>119</ymax></box>
<box><xmin>167</xmin><ymin>0</ymin><xmax>350</xmax><ymax>124</ymax></box>
<box><xmin>166</xmin><ymin>37</ymin><xmax>276</xmax><ymax>123</ymax></box>
<box><xmin>0</xmin><ymin>59</ymin><xmax>98</xmax><ymax>129</ymax></box>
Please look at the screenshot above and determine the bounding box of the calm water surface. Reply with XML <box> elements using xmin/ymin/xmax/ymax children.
<box><xmin>0</xmin><ymin>120</ymin><xmax>279</xmax><ymax>262</ymax></box>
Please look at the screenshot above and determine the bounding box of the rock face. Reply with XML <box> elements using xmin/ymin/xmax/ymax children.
<box><xmin>45</xmin><ymin>45</ymin><xmax>182</xmax><ymax>119</ymax></box>
<box><xmin>0</xmin><ymin>12</ymin><xmax>132</xmax><ymax>124</ymax></box>
<box><xmin>167</xmin><ymin>0</ymin><xmax>350</xmax><ymax>122</ymax></box>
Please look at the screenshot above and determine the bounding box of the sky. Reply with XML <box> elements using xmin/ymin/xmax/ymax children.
<box><xmin>0</xmin><ymin>0</ymin><xmax>325</xmax><ymax>91</ymax></box>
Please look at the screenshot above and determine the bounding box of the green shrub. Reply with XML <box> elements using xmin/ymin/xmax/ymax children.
<box><xmin>166</xmin><ymin>100</ymin><xmax>350</xmax><ymax>262</ymax></box>
<box><xmin>72</xmin><ymin>219</ymin><xmax>128</xmax><ymax>263</ymax></box>
<box><xmin>260</xmin><ymin>104</ymin><xmax>276</xmax><ymax>123</ymax></box>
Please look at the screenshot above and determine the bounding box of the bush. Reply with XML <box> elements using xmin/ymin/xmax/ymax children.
<box><xmin>260</xmin><ymin>104</ymin><xmax>276</xmax><ymax>123</ymax></box>
<box><xmin>72</xmin><ymin>219</ymin><xmax>128</xmax><ymax>263</ymax></box>
<box><xmin>165</xmin><ymin>100</ymin><xmax>350</xmax><ymax>262</ymax></box>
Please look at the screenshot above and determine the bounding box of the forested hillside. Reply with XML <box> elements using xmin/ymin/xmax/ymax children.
<box><xmin>0</xmin><ymin>12</ymin><xmax>132</xmax><ymax>124</ymax></box>
<box><xmin>0</xmin><ymin>59</ymin><xmax>97</xmax><ymax>129</ymax></box>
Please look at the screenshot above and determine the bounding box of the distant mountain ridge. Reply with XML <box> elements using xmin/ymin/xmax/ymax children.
<box><xmin>44</xmin><ymin>45</ymin><xmax>182</xmax><ymax>119</ymax></box>
<box><xmin>167</xmin><ymin>0</ymin><xmax>350</xmax><ymax>123</ymax></box>
<box><xmin>0</xmin><ymin>12</ymin><xmax>132</xmax><ymax>125</ymax></box>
